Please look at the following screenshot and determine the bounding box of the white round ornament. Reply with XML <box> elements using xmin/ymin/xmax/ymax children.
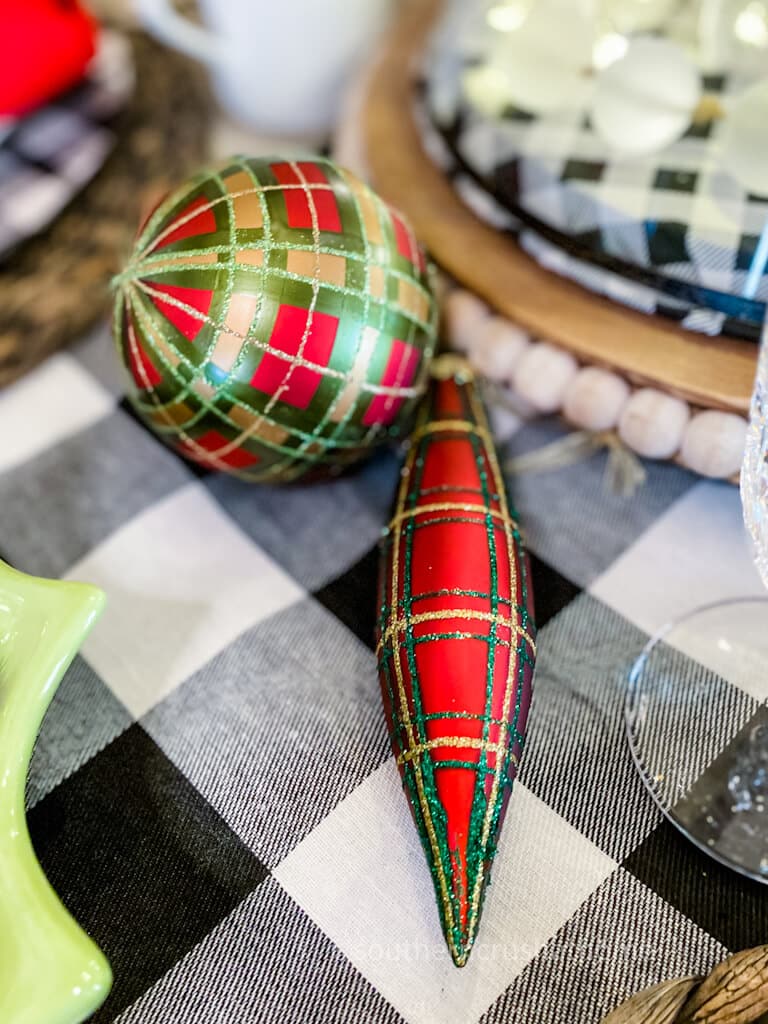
<box><xmin>592</xmin><ymin>37</ymin><xmax>701</xmax><ymax>155</ymax></box>
<box><xmin>719</xmin><ymin>79</ymin><xmax>768</xmax><ymax>197</ymax></box>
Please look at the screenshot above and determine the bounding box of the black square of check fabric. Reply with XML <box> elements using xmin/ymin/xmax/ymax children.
<box><xmin>28</xmin><ymin>723</ymin><xmax>268</xmax><ymax>1020</ymax></box>
<box><xmin>313</xmin><ymin>544</ymin><xmax>380</xmax><ymax>651</ymax></box>
<box><xmin>653</xmin><ymin>169</ymin><xmax>699</xmax><ymax>193</ymax></box>
<box><xmin>623</xmin><ymin>818</ymin><xmax>768</xmax><ymax>953</ymax></box>
<box><xmin>561</xmin><ymin>159</ymin><xmax>606</xmax><ymax>183</ymax></box>
<box><xmin>646</xmin><ymin>222</ymin><xmax>691</xmax><ymax>266</ymax></box>
<box><xmin>736</xmin><ymin>234</ymin><xmax>760</xmax><ymax>272</ymax></box>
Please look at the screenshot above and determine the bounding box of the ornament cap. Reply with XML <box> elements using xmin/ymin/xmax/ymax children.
<box><xmin>430</xmin><ymin>353</ymin><xmax>475</xmax><ymax>382</ymax></box>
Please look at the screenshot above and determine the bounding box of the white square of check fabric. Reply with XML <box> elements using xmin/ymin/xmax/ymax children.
<box><xmin>590</xmin><ymin>481</ymin><xmax>765</xmax><ymax>636</ymax></box>
<box><xmin>0</xmin><ymin>352</ymin><xmax>113</xmax><ymax>474</ymax></box>
<box><xmin>64</xmin><ymin>481</ymin><xmax>304</xmax><ymax>717</ymax></box>
<box><xmin>275</xmin><ymin>760</ymin><xmax>616</xmax><ymax>1024</ymax></box>
<box><xmin>590</xmin><ymin>481</ymin><xmax>768</xmax><ymax>701</ymax></box>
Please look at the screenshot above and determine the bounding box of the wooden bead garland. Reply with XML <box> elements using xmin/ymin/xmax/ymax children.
<box><xmin>444</xmin><ymin>289</ymin><xmax>491</xmax><ymax>354</ymax></box>
<box><xmin>446</xmin><ymin>288</ymin><xmax>748</xmax><ymax>482</ymax></box>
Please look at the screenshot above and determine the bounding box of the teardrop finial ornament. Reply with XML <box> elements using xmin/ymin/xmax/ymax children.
<box><xmin>376</xmin><ymin>359</ymin><xmax>536</xmax><ymax>965</ymax></box>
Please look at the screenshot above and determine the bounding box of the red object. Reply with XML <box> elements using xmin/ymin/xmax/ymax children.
<box><xmin>362</xmin><ymin>338</ymin><xmax>420</xmax><ymax>426</ymax></box>
<box><xmin>149</xmin><ymin>282</ymin><xmax>214</xmax><ymax>344</ymax></box>
<box><xmin>271</xmin><ymin>162</ymin><xmax>343</xmax><ymax>234</ymax></box>
<box><xmin>153</xmin><ymin>197</ymin><xmax>218</xmax><ymax>251</ymax></box>
<box><xmin>251</xmin><ymin>305</ymin><xmax>339</xmax><ymax>409</ymax></box>
<box><xmin>0</xmin><ymin>1</ymin><xmax>98</xmax><ymax>117</ymax></box>
<box><xmin>181</xmin><ymin>430</ymin><xmax>261</xmax><ymax>470</ymax></box>
<box><xmin>376</xmin><ymin>358</ymin><xmax>537</xmax><ymax>966</ymax></box>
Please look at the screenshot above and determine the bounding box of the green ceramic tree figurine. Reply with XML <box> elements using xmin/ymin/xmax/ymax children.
<box><xmin>0</xmin><ymin>560</ymin><xmax>112</xmax><ymax>1024</ymax></box>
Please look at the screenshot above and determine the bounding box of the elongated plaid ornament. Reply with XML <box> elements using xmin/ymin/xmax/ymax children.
<box><xmin>376</xmin><ymin>355</ymin><xmax>536</xmax><ymax>967</ymax></box>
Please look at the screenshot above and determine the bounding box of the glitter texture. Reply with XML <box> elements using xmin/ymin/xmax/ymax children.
<box><xmin>113</xmin><ymin>156</ymin><xmax>437</xmax><ymax>482</ymax></box>
<box><xmin>376</xmin><ymin>357</ymin><xmax>536</xmax><ymax>967</ymax></box>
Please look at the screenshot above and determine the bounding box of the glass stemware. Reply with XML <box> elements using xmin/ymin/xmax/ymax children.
<box><xmin>626</xmin><ymin>598</ymin><xmax>768</xmax><ymax>882</ymax></box>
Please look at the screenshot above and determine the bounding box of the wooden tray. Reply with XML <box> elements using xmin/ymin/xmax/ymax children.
<box><xmin>362</xmin><ymin>0</ymin><xmax>757</xmax><ymax>415</ymax></box>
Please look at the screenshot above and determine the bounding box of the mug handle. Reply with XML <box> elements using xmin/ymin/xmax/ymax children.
<box><xmin>134</xmin><ymin>0</ymin><xmax>223</xmax><ymax>65</ymax></box>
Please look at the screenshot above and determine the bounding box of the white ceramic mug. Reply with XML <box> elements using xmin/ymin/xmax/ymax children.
<box><xmin>134</xmin><ymin>0</ymin><xmax>391</xmax><ymax>137</ymax></box>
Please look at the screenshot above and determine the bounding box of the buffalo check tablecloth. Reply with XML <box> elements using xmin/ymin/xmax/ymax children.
<box><xmin>3</xmin><ymin>325</ymin><xmax>768</xmax><ymax>1024</ymax></box>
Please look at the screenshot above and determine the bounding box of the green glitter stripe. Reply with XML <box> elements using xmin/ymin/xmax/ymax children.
<box><xmin>378</xmin><ymin>367</ymin><xmax>537</xmax><ymax>965</ymax></box>
<box><xmin>460</xmin><ymin>379</ymin><xmax>501</xmax><ymax>956</ymax></box>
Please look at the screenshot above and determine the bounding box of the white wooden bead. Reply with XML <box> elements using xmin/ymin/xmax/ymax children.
<box><xmin>562</xmin><ymin>367</ymin><xmax>630</xmax><ymax>431</ymax></box>
<box><xmin>444</xmin><ymin>290</ymin><xmax>491</xmax><ymax>355</ymax></box>
<box><xmin>679</xmin><ymin>411</ymin><xmax>747</xmax><ymax>479</ymax></box>
<box><xmin>618</xmin><ymin>388</ymin><xmax>690</xmax><ymax>459</ymax></box>
<box><xmin>472</xmin><ymin>317</ymin><xmax>530</xmax><ymax>382</ymax></box>
<box><xmin>512</xmin><ymin>342</ymin><xmax>578</xmax><ymax>414</ymax></box>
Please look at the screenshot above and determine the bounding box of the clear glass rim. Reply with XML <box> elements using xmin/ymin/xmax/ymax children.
<box><xmin>625</xmin><ymin>595</ymin><xmax>768</xmax><ymax>883</ymax></box>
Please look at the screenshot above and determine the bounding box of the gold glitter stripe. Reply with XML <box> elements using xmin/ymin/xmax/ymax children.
<box><xmin>408</xmin><ymin>419</ymin><xmax>487</xmax><ymax>444</ymax></box>
<box><xmin>397</xmin><ymin>737</ymin><xmax>520</xmax><ymax>766</ymax></box>
<box><xmin>378</xmin><ymin>609</ymin><xmax>535</xmax><ymax>653</ymax></box>
<box><xmin>140</xmin><ymin>252</ymin><xmax>219</xmax><ymax>274</ymax></box>
<box><xmin>388</xmin><ymin>502</ymin><xmax>515</xmax><ymax>529</ymax></box>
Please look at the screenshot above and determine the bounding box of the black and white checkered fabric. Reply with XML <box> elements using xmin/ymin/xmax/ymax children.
<box><xmin>4</xmin><ymin>327</ymin><xmax>768</xmax><ymax>1024</ymax></box>
<box><xmin>422</xmin><ymin>10</ymin><xmax>768</xmax><ymax>342</ymax></box>
<box><xmin>0</xmin><ymin>31</ymin><xmax>133</xmax><ymax>261</ymax></box>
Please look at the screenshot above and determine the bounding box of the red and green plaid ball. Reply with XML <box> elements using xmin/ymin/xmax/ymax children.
<box><xmin>112</xmin><ymin>156</ymin><xmax>438</xmax><ymax>482</ymax></box>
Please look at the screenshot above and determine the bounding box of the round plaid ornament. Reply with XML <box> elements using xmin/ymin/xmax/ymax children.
<box><xmin>112</xmin><ymin>156</ymin><xmax>438</xmax><ymax>481</ymax></box>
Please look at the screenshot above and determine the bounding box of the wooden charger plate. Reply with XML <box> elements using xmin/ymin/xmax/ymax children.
<box><xmin>362</xmin><ymin>0</ymin><xmax>757</xmax><ymax>415</ymax></box>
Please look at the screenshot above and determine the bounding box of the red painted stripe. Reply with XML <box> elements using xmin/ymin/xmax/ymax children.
<box><xmin>271</xmin><ymin>162</ymin><xmax>342</xmax><ymax>233</ymax></box>
<box><xmin>126</xmin><ymin>312</ymin><xmax>161</xmax><ymax>389</ymax></box>
<box><xmin>363</xmin><ymin>339</ymin><xmax>419</xmax><ymax>426</ymax></box>
<box><xmin>155</xmin><ymin>196</ymin><xmax>217</xmax><ymax>249</ymax></box>
<box><xmin>180</xmin><ymin>429</ymin><xmax>260</xmax><ymax>469</ymax></box>
<box><xmin>149</xmin><ymin>282</ymin><xmax>213</xmax><ymax>342</ymax></box>
<box><xmin>250</xmin><ymin>305</ymin><xmax>338</xmax><ymax>409</ymax></box>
